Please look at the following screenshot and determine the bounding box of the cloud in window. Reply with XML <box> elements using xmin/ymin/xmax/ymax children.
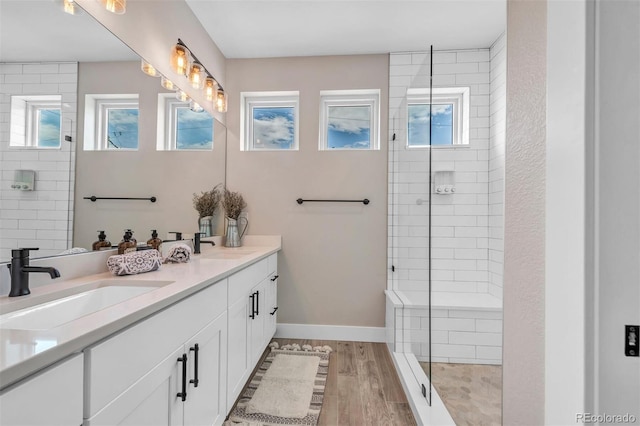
<box><xmin>253</xmin><ymin>107</ymin><xmax>294</xmax><ymax>148</ymax></box>
<box><xmin>328</xmin><ymin>105</ymin><xmax>371</xmax><ymax>134</ymax></box>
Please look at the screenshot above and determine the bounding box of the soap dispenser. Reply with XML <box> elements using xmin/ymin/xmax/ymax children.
<box><xmin>118</xmin><ymin>230</ymin><xmax>136</xmax><ymax>255</ymax></box>
<box><xmin>147</xmin><ymin>229</ymin><xmax>162</xmax><ymax>251</ymax></box>
<box><xmin>126</xmin><ymin>229</ymin><xmax>137</xmax><ymax>246</ymax></box>
<box><xmin>92</xmin><ymin>231</ymin><xmax>111</xmax><ymax>251</ymax></box>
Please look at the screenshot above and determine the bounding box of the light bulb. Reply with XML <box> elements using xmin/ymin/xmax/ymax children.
<box><xmin>190</xmin><ymin>101</ymin><xmax>204</xmax><ymax>113</ymax></box>
<box><xmin>140</xmin><ymin>59</ymin><xmax>158</xmax><ymax>77</ymax></box>
<box><xmin>204</xmin><ymin>77</ymin><xmax>218</xmax><ymax>102</ymax></box>
<box><xmin>176</xmin><ymin>91</ymin><xmax>190</xmax><ymax>102</ymax></box>
<box><xmin>100</xmin><ymin>0</ymin><xmax>126</xmax><ymax>14</ymax></box>
<box><xmin>216</xmin><ymin>91</ymin><xmax>228</xmax><ymax>113</ymax></box>
<box><xmin>161</xmin><ymin>76</ymin><xmax>177</xmax><ymax>91</ymax></box>
<box><xmin>170</xmin><ymin>44</ymin><xmax>190</xmax><ymax>76</ymax></box>
<box><xmin>188</xmin><ymin>63</ymin><xmax>204</xmax><ymax>90</ymax></box>
<box><xmin>63</xmin><ymin>0</ymin><xmax>78</xmax><ymax>15</ymax></box>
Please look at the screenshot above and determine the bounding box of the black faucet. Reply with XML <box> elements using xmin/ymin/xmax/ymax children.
<box><xmin>7</xmin><ymin>248</ymin><xmax>61</xmax><ymax>297</ymax></box>
<box><xmin>193</xmin><ymin>233</ymin><xmax>215</xmax><ymax>254</ymax></box>
<box><xmin>163</xmin><ymin>231</ymin><xmax>183</xmax><ymax>243</ymax></box>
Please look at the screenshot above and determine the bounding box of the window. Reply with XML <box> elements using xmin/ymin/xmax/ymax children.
<box><xmin>157</xmin><ymin>93</ymin><xmax>214</xmax><ymax>151</ymax></box>
<box><xmin>406</xmin><ymin>87</ymin><xmax>470</xmax><ymax>147</ymax></box>
<box><xmin>319</xmin><ymin>89</ymin><xmax>380</xmax><ymax>150</ymax></box>
<box><xmin>9</xmin><ymin>95</ymin><xmax>61</xmax><ymax>149</ymax></box>
<box><xmin>84</xmin><ymin>94</ymin><xmax>139</xmax><ymax>150</ymax></box>
<box><xmin>241</xmin><ymin>91</ymin><xmax>299</xmax><ymax>151</ymax></box>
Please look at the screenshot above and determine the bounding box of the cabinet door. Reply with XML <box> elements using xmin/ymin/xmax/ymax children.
<box><xmin>84</xmin><ymin>346</ymin><xmax>184</xmax><ymax>426</ymax></box>
<box><xmin>264</xmin><ymin>273</ymin><xmax>278</xmax><ymax>342</ymax></box>
<box><xmin>250</xmin><ymin>279</ymin><xmax>268</xmax><ymax>365</ymax></box>
<box><xmin>0</xmin><ymin>354</ymin><xmax>83</xmax><ymax>426</ymax></box>
<box><xmin>184</xmin><ymin>313</ymin><xmax>228</xmax><ymax>426</ymax></box>
<box><xmin>227</xmin><ymin>295</ymin><xmax>252</xmax><ymax>407</ymax></box>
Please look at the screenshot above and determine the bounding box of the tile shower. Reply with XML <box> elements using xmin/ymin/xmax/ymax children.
<box><xmin>386</xmin><ymin>34</ymin><xmax>506</xmax><ymax>400</ymax></box>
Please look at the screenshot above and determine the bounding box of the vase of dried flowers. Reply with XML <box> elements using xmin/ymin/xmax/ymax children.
<box><xmin>222</xmin><ymin>188</ymin><xmax>248</xmax><ymax>247</ymax></box>
<box><xmin>193</xmin><ymin>184</ymin><xmax>222</xmax><ymax>237</ymax></box>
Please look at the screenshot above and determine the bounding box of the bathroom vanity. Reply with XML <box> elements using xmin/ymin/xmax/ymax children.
<box><xmin>0</xmin><ymin>236</ymin><xmax>280</xmax><ymax>426</ymax></box>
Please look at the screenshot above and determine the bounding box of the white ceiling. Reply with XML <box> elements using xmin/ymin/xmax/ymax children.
<box><xmin>0</xmin><ymin>0</ymin><xmax>138</xmax><ymax>62</ymax></box>
<box><xmin>186</xmin><ymin>0</ymin><xmax>506</xmax><ymax>59</ymax></box>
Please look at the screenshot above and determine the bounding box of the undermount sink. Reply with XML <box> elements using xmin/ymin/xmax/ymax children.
<box><xmin>0</xmin><ymin>279</ymin><xmax>174</xmax><ymax>331</ymax></box>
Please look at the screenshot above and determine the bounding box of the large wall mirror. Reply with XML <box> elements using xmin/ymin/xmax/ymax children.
<box><xmin>0</xmin><ymin>1</ymin><xmax>227</xmax><ymax>262</ymax></box>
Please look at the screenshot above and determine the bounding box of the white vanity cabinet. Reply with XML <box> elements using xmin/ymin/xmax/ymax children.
<box><xmin>227</xmin><ymin>253</ymin><xmax>278</xmax><ymax>407</ymax></box>
<box><xmin>83</xmin><ymin>279</ymin><xmax>228</xmax><ymax>426</ymax></box>
<box><xmin>0</xmin><ymin>354</ymin><xmax>83</xmax><ymax>426</ymax></box>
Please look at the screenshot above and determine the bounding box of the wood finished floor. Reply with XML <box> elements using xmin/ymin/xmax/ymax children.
<box><xmin>233</xmin><ymin>339</ymin><xmax>417</xmax><ymax>426</ymax></box>
<box><xmin>423</xmin><ymin>362</ymin><xmax>503</xmax><ymax>426</ymax></box>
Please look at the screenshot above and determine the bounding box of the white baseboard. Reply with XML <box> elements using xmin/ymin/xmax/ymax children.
<box><xmin>275</xmin><ymin>323</ymin><xmax>386</xmax><ymax>342</ymax></box>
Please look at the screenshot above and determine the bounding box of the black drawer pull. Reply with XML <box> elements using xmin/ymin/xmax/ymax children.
<box><xmin>249</xmin><ymin>293</ymin><xmax>255</xmax><ymax>319</ymax></box>
<box><xmin>256</xmin><ymin>290</ymin><xmax>260</xmax><ymax>316</ymax></box>
<box><xmin>177</xmin><ymin>354</ymin><xmax>187</xmax><ymax>401</ymax></box>
<box><xmin>270</xmin><ymin>274</ymin><xmax>279</xmax><ymax>282</ymax></box>
<box><xmin>270</xmin><ymin>307</ymin><xmax>279</xmax><ymax>315</ymax></box>
<box><xmin>190</xmin><ymin>344</ymin><xmax>199</xmax><ymax>387</ymax></box>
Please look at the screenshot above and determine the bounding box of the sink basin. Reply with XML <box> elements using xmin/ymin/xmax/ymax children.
<box><xmin>0</xmin><ymin>280</ymin><xmax>174</xmax><ymax>331</ymax></box>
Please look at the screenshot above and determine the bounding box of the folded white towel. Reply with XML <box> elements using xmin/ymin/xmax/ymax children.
<box><xmin>107</xmin><ymin>249</ymin><xmax>162</xmax><ymax>276</ymax></box>
<box><xmin>164</xmin><ymin>243</ymin><xmax>191</xmax><ymax>263</ymax></box>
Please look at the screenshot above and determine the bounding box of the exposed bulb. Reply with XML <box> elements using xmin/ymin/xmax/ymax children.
<box><xmin>189</xmin><ymin>101</ymin><xmax>204</xmax><ymax>113</ymax></box>
<box><xmin>216</xmin><ymin>90</ymin><xmax>228</xmax><ymax>113</ymax></box>
<box><xmin>140</xmin><ymin>59</ymin><xmax>158</xmax><ymax>77</ymax></box>
<box><xmin>100</xmin><ymin>0</ymin><xmax>126</xmax><ymax>14</ymax></box>
<box><xmin>170</xmin><ymin>44</ymin><xmax>190</xmax><ymax>76</ymax></box>
<box><xmin>176</xmin><ymin>91</ymin><xmax>190</xmax><ymax>102</ymax></box>
<box><xmin>63</xmin><ymin>0</ymin><xmax>79</xmax><ymax>15</ymax></box>
<box><xmin>161</xmin><ymin>76</ymin><xmax>177</xmax><ymax>91</ymax></box>
<box><xmin>188</xmin><ymin>63</ymin><xmax>204</xmax><ymax>90</ymax></box>
<box><xmin>204</xmin><ymin>77</ymin><xmax>218</xmax><ymax>102</ymax></box>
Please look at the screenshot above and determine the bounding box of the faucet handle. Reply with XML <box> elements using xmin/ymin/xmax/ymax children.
<box><xmin>12</xmin><ymin>248</ymin><xmax>39</xmax><ymax>258</ymax></box>
<box><xmin>169</xmin><ymin>232</ymin><xmax>183</xmax><ymax>240</ymax></box>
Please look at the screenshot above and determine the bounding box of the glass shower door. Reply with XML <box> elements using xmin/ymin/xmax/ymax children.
<box><xmin>389</xmin><ymin>105</ymin><xmax>433</xmax><ymax>405</ymax></box>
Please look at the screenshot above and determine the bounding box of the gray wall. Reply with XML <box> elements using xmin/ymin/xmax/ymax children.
<box><xmin>226</xmin><ymin>55</ymin><xmax>389</xmax><ymax>328</ymax></box>
<box><xmin>596</xmin><ymin>0</ymin><xmax>640</xmax><ymax>418</ymax></box>
<box><xmin>503</xmin><ymin>0</ymin><xmax>546</xmax><ymax>423</ymax></box>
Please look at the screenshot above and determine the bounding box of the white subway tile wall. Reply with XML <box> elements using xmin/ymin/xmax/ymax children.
<box><xmin>387</xmin><ymin>39</ymin><xmax>506</xmax><ymax>364</ymax></box>
<box><xmin>0</xmin><ymin>63</ymin><xmax>77</xmax><ymax>260</ymax></box>
<box><xmin>488</xmin><ymin>34</ymin><xmax>506</xmax><ymax>300</ymax></box>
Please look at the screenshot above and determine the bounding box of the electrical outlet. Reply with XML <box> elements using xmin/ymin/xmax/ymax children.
<box><xmin>625</xmin><ymin>325</ymin><xmax>639</xmax><ymax>357</ymax></box>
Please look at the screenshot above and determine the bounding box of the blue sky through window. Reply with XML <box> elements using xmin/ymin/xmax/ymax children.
<box><xmin>38</xmin><ymin>108</ymin><xmax>61</xmax><ymax>148</ymax></box>
<box><xmin>252</xmin><ymin>106</ymin><xmax>294</xmax><ymax>149</ymax></box>
<box><xmin>107</xmin><ymin>108</ymin><xmax>139</xmax><ymax>149</ymax></box>
<box><xmin>176</xmin><ymin>107</ymin><xmax>213</xmax><ymax>150</ymax></box>
<box><xmin>327</xmin><ymin>105</ymin><xmax>371</xmax><ymax>149</ymax></box>
<box><xmin>408</xmin><ymin>103</ymin><xmax>454</xmax><ymax>146</ymax></box>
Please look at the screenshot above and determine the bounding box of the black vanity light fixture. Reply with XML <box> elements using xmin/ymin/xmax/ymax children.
<box><xmin>168</xmin><ymin>38</ymin><xmax>228</xmax><ymax>113</ymax></box>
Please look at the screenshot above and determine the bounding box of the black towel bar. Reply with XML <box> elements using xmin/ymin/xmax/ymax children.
<box><xmin>84</xmin><ymin>196</ymin><xmax>157</xmax><ymax>203</ymax></box>
<box><xmin>296</xmin><ymin>198</ymin><xmax>370</xmax><ymax>205</ymax></box>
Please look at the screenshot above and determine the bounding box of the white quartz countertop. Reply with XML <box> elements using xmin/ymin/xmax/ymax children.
<box><xmin>0</xmin><ymin>236</ymin><xmax>281</xmax><ymax>390</ymax></box>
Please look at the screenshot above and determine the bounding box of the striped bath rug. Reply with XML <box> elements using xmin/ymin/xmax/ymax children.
<box><xmin>227</xmin><ymin>343</ymin><xmax>332</xmax><ymax>426</ymax></box>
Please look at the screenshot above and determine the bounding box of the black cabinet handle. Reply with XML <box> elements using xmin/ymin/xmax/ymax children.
<box><xmin>177</xmin><ymin>354</ymin><xmax>187</xmax><ymax>401</ymax></box>
<box><xmin>189</xmin><ymin>344</ymin><xmax>200</xmax><ymax>387</ymax></box>
<box><xmin>270</xmin><ymin>274</ymin><xmax>279</xmax><ymax>282</ymax></box>
<box><xmin>249</xmin><ymin>293</ymin><xmax>255</xmax><ymax>319</ymax></box>
<box><xmin>270</xmin><ymin>307</ymin><xmax>279</xmax><ymax>315</ymax></box>
<box><xmin>256</xmin><ymin>290</ymin><xmax>260</xmax><ymax>316</ymax></box>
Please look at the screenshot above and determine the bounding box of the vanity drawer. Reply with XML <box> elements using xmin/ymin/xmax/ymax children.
<box><xmin>228</xmin><ymin>258</ymin><xmax>269</xmax><ymax>305</ymax></box>
<box><xmin>84</xmin><ymin>279</ymin><xmax>227</xmax><ymax>418</ymax></box>
<box><xmin>267</xmin><ymin>253</ymin><xmax>277</xmax><ymax>275</ymax></box>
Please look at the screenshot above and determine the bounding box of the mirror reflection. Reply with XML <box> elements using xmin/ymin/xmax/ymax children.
<box><xmin>0</xmin><ymin>1</ymin><xmax>227</xmax><ymax>262</ymax></box>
